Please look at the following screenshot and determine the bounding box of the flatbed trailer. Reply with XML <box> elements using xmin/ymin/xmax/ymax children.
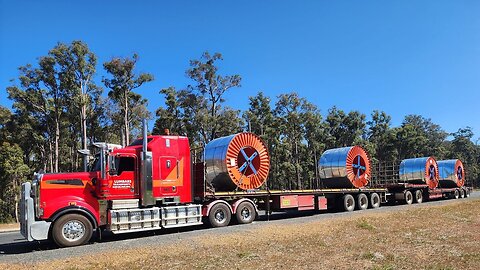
<box><xmin>371</xmin><ymin>161</ymin><xmax>472</xmax><ymax>204</ymax></box>
<box><xmin>195</xmin><ymin>187</ymin><xmax>388</xmax><ymax>227</ymax></box>
<box><xmin>377</xmin><ymin>183</ymin><xmax>472</xmax><ymax>204</ymax></box>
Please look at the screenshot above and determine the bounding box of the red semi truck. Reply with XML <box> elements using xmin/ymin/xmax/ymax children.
<box><xmin>19</xmin><ymin>122</ymin><xmax>470</xmax><ymax>247</ymax></box>
<box><xmin>19</xmin><ymin>123</ymin><xmax>389</xmax><ymax>247</ymax></box>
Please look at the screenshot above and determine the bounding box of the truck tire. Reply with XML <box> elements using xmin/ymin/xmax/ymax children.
<box><xmin>369</xmin><ymin>193</ymin><xmax>381</xmax><ymax>208</ymax></box>
<box><xmin>356</xmin><ymin>193</ymin><xmax>368</xmax><ymax>210</ymax></box>
<box><xmin>454</xmin><ymin>189</ymin><xmax>460</xmax><ymax>199</ymax></box>
<box><xmin>465</xmin><ymin>189</ymin><xmax>470</xmax><ymax>198</ymax></box>
<box><xmin>209</xmin><ymin>203</ymin><xmax>231</xmax><ymax>228</ymax></box>
<box><xmin>341</xmin><ymin>194</ymin><xmax>355</xmax><ymax>212</ymax></box>
<box><xmin>414</xmin><ymin>190</ymin><xmax>423</xmax><ymax>204</ymax></box>
<box><xmin>235</xmin><ymin>201</ymin><xmax>256</xmax><ymax>224</ymax></box>
<box><xmin>52</xmin><ymin>213</ymin><xmax>93</xmax><ymax>247</ymax></box>
<box><xmin>404</xmin><ymin>191</ymin><xmax>413</xmax><ymax>205</ymax></box>
<box><xmin>460</xmin><ymin>189</ymin><xmax>465</xmax><ymax>198</ymax></box>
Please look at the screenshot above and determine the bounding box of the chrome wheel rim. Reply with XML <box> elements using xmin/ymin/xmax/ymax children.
<box><xmin>214</xmin><ymin>209</ymin><xmax>226</xmax><ymax>223</ymax></box>
<box><xmin>240</xmin><ymin>207</ymin><xmax>251</xmax><ymax>220</ymax></box>
<box><xmin>62</xmin><ymin>220</ymin><xmax>86</xmax><ymax>242</ymax></box>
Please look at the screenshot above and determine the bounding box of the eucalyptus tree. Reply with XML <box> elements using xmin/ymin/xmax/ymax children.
<box><xmin>243</xmin><ymin>92</ymin><xmax>278</xmax><ymax>187</ymax></box>
<box><xmin>7</xmin><ymin>63</ymin><xmax>58</xmax><ymax>172</ymax></box>
<box><xmin>273</xmin><ymin>92</ymin><xmax>324</xmax><ymax>189</ymax></box>
<box><xmin>366</xmin><ymin>110</ymin><xmax>398</xmax><ymax>162</ymax></box>
<box><xmin>185</xmin><ymin>51</ymin><xmax>241</xmax><ymax>142</ymax></box>
<box><xmin>0</xmin><ymin>142</ymin><xmax>30</xmax><ymax>222</ymax></box>
<box><xmin>103</xmin><ymin>54</ymin><xmax>153</xmax><ymax>146</ymax></box>
<box><xmin>396</xmin><ymin>115</ymin><xmax>447</xmax><ymax>159</ymax></box>
<box><xmin>50</xmin><ymin>41</ymin><xmax>99</xmax><ymax>170</ymax></box>
<box><xmin>153</xmin><ymin>87</ymin><xmax>184</xmax><ymax>136</ymax></box>
<box><xmin>325</xmin><ymin>106</ymin><xmax>366</xmax><ymax>149</ymax></box>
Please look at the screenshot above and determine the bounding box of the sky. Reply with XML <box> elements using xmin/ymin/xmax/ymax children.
<box><xmin>1</xmin><ymin>1</ymin><xmax>479</xmax><ymax>139</ymax></box>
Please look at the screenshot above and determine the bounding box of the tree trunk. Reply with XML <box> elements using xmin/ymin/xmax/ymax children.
<box><xmin>48</xmin><ymin>140</ymin><xmax>54</xmax><ymax>173</ymax></box>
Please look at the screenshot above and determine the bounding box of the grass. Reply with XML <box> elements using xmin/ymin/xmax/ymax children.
<box><xmin>0</xmin><ymin>223</ymin><xmax>19</xmax><ymax>231</ymax></box>
<box><xmin>2</xmin><ymin>199</ymin><xmax>480</xmax><ymax>270</ymax></box>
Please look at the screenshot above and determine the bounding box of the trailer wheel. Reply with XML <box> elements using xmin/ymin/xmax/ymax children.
<box><xmin>414</xmin><ymin>190</ymin><xmax>423</xmax><ymax>204</ymax></box>
<box><xmin>454</xmin><ymin>189</ymin><xmax>460</xmax><ymax>199</ymax></box>
<box><xmin>460</xmin><ymin>189</ymin><xmax>465</xmax><ymax>198</ymax></box>
<box><xmin>356</xmin><ymin>193</ymin><xmax>368</xmax><ymax>210</ymax></box>
<box><xmin>404</xmin><ymin>191</ymin><xmax>413</xmax><ymax>205</ymax></box>
<box><xmin>369</xmin><ymin>193</ymin><xmax>381</xmax><ymax>208</ymax></box>
<box><xmin>341</xmin><ymin>194</ymin><xmax>355</xmax><ymax>212</ymax></box>
<box><xmin>52</xmin><ymin>213</ymin><xmax>93</xmax><ymax>247</ymax></box>
<box><xmin>235</xmin><ymin>201</ymin><xmax>256</xmax><ymax>224</ymax></box>
<box><xmin>465</xmin><ymin>189</ymin><xmax>470</xmax><ymax>198</ymax></box>
<box><xmin>209</xmin><ymin>203</ymin><xmax>231</xmax><ymax>227</ymax></box>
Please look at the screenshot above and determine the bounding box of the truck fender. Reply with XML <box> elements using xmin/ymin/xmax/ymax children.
<box><xmin>50</xmin><ymin>206</ymin><xmax>98</xmax><ymax>229</ymax></box>
<box><xmin>231</xmin><ymin>198</ymin><xmax>258</xmax><ymax>215</ymax></box>
<box><xmin>202</xmin><ymin>200</ymin><xmax>233</xmax><ymax>217</ymax></box>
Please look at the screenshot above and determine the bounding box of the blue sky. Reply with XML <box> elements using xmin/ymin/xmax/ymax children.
<box><xmin>1</xmin><ymin>1</ymin><xmax>479</xmax><ymax>139</ymax></box>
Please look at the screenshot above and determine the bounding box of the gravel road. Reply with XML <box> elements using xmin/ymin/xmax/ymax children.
<box><xmin>1</xmin><ymin>191</ymin><xmax>478</xmax><ymax>264</ymax></box>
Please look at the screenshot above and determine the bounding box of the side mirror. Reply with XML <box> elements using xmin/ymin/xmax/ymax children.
<box><xmin>108</xmin><ymin>155</ymin><xmax>118</xmax><ymax>176</ymax></box>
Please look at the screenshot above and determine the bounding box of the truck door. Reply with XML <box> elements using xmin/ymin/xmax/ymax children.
<box><xmin>159</xmin><ymin>156</ymin><xmax>180</xmax><ymax>196</ymax></box>
<box><xmin>107</xmin><ymin>154</ymin><xmax>138</xmax><ymax>198</ymax></box>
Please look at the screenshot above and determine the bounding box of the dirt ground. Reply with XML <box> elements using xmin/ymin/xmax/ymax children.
<box><xmin>2</xmin><ymin>198</ymin><xmax>480</xmax><ymax>270</ymax></box>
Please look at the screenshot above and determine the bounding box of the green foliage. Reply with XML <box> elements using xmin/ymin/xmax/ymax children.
<box><xmin>0</xmin><ymin>142</ymin><xmax>31</xmax><ymax>222</ymax></box>
<box><xmin>103</xmin><ymin>54</ymin><xmax>153</xmax><ymax>146</ymax></box>
<box><xmin>185</xmin><ymin>51</ymin><xmax>242</xmax><ymax>143</ymax></box>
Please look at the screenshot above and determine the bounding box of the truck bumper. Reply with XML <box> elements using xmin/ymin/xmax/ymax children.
<box><xmin>20</xmin><ymin>182</ymin><xmax>51</xmax><ymax>241</ymax></box>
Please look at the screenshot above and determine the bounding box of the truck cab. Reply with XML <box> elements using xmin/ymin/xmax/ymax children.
<box><xmin>19</xmin><ymin>133</ymin><xmax>201</xmax><ymax>247</ymax></box>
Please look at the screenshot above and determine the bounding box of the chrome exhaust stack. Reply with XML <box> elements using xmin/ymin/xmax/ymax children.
<box><xmin>141</xmin><ymin>120</ymin><xmax>154</xmax><ymax>206</ymax></box>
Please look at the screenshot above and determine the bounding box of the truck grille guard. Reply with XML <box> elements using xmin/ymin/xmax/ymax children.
<box><xmin>19</xmin><ymin>174</ymin><xmax>51</xmax><ymax>242</ymax></box>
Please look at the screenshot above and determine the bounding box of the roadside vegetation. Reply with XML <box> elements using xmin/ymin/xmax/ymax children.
<box><xmin>2</xmin><ymin>198</ymin><xmax>479</xmax><ymax>270</ymax></box>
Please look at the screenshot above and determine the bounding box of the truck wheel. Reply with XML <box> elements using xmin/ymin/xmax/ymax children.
<box><xmin>52</xmin><ymin>213</ymin><xmax>93</xmax><ymax>247</ymax></box>
<box><xmin>404</xmin><ymin>191</ymin><xmax>413</xmax><ymax>205</ymax></box>
<box><xmin>369</xmin><ymin>193</ymin><xmax>381</xmax><ymax>208</ymax></box>
<box><xmin>460</xmin><ymin>189</ymin><xmax>465</xmax><ymax>198</ymax></box>
<box><xmin>356</xmin><ymin>193</ymin><xmax>368</xmax><ymax>210</ymax></box>
<box><xmin>465</xmin><ymin>189</ymin><xmax>470</xmax><ymax>198</ymax></box>
<box><xmin>235</xmin><ymin>202</ymin><xmax>256</xmax><ymax>224</ymax></box>
<box><xmin>454</xmin><ymin>189</ymin><xmax>460</xmax><ymax>199</ymax></box>
<box><xmin>341</xmin><ymin>194</ymin><xmax>355</xmax><ymax>212</ymax></box>
<box><xmin>209</xmin><ymin>203</ymin><xmax>231</xmax><ymax>227</ymax></box>
<box><xmin>414</xmin><ymin>190</ymin><xmax>423</xmax><ymax>204</ymax></box>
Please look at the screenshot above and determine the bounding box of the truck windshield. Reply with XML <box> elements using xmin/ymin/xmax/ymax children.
<box><xmin>129</xmin><ymin>138</ymin><xmax>153</xmax><ymax>146</ymax></box>
<box><xmin>90</xmin><ymin>154</ymin><xmax>101</xmax><ymax>172</ymax></box>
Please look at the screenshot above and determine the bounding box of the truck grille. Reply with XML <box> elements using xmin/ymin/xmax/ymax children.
<box><xmin>19</xmin><ymin>182</ymin><xmax>28</xmax><ymax>238</ymax></box>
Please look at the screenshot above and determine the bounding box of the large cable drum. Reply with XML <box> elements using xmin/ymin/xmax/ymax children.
<box><xmin>399</xmin><ymin>157</ymin><xmax>439</xmax><ymax>189</ymax></box>
<box><xmin>437</xmin><ymin>159</ymin><xmax>465</xmax><ymax>188</ymax></box>
<box><xmin>204</xmin><ymin>133</ymin><xmax>270</xmax><ymax>191</ymax></box>
<box><xmin>318</xmin><ymin>146</ymin><xmax>371</xmax><ymax>188</ymax></box>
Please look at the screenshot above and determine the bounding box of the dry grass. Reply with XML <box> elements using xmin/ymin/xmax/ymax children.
<box><xmin>0</xmin><ymin>223</ymin><xmax>19</xmax><ymax>231</ymax></box>
<box><xmin>3</xmin><ymin>199</ymin><xmax>480</xmax><ymax>270</ymax></box>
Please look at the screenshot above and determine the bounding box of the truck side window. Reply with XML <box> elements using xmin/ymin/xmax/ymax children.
<box><xmin>117</xmin><ymin>157</ymin><xmax>135</xmax><ymax>175</ymax></box>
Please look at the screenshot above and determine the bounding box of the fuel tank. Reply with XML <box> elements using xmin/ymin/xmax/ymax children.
<box><xmin>318</xmin><ymin>146</ymin><xmax>371</xmax><ymax>188</ymax></box>
<box><xmin>204</xmin><ymin>133</ymin><xmax>270</xmax><ymax>191</ymax></box>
